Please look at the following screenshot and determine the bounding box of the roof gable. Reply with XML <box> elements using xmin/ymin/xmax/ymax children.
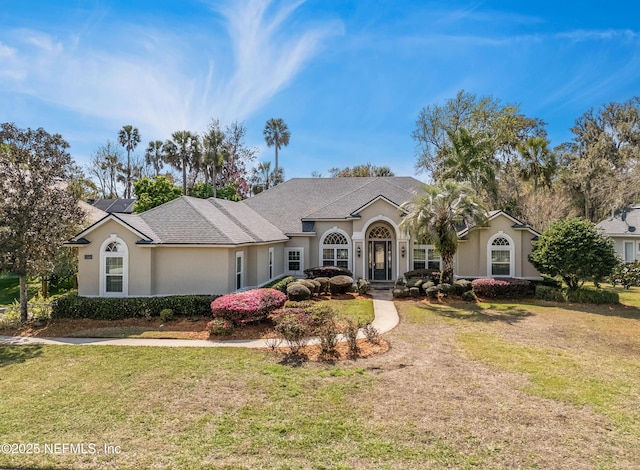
<box><xmin>457</xmin><ymin>210</ymin><xmax>540</xmax><ymax>238</ymax></box>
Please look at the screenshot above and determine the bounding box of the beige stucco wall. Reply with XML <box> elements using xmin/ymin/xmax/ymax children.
<box><xmin>77</xmin><ymin>219</ymin><xmax>152</xmax><ymax>296</ymax></box>
<box><xmin>455</xmin><ymin>214</ymin><xmax>541</xmax><ymax>279</ymax></box>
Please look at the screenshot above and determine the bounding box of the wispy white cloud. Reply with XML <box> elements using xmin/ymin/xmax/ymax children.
<box><xmin>0</xmin><ymin>0</ymin><xmax>340</xmax><ymax>141</ymax></box>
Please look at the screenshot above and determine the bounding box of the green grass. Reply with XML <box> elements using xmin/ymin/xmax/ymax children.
<box><xmin>0</xmin><ymin>346</ymin><xmax>472</xmax><ymax>469</ymax></box>
<box><xmin>0</xmin><ymin>275</ymin><xmax>39</xmax><ymax>305</ymax></box>
<box><xmin>318</xmin><ymin>299</ymin><xmax>375</xmax><ymax>324</ymax></box>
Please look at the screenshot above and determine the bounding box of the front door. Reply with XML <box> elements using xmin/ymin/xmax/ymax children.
<box><xmin>370</xmin><ymin>240</ymin><xmax>392</xmax><ymax>280</ymax></box>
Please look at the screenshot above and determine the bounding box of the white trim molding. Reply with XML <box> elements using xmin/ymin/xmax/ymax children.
<box><xmin>487</xmin><ymin>232</ymin><xmax>515</xmax><ymax>277</ymax></box>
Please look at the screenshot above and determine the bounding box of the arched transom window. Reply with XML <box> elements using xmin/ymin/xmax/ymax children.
<box><xmin>368</xmin><ymin>226</ymin><xmax>392</xmax><ymax>239</ymax></box>
<box><xmin>489</xmin><ymin>235</ymin><xmax>513</xmax><ymax>277</ymax></box>
<box><xmin>100</xmin><ymin>237</ymin><xmax>128</xmax><ymax>296</ymax></box>
<box><xmin>321</xmin><ymin>231</ymin><xmax>350</xmax><ymax>268</ymax></box>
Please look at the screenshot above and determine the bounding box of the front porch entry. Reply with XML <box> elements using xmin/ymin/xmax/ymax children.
<box><xmin>367</xmin><ymin>224</ymin><xmax>394</xmax><ymax>281</ymax></box>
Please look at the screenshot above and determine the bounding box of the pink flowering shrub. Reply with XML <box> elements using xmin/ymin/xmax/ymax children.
<box><xmin>211</xmin><ymin>288</ymin><xmax>286</xmax><ymax>325</ymax></box>
<box><xmin>471</xmin><ymin>278</ymin><xmax>532</xmax><ymax>298</ymax></box>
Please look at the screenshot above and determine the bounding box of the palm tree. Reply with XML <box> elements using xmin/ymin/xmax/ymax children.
<box><xmin>118</xmin><ymin>125</ymin><xmax>141</xmax><ymax>198</ymax></box>
<box><xmin>202</xmin><ymin>126</ymin><xmax>229</xmax><ymax>198</ymax></box>
<box><xmin>163</xmin><ymin>131</ymin><xmax>201</xmax><ymax>195</ymax></box>
<box><xmin>250</xmin><ymin>161</ymin><xmax>285</xmax><ymax>195</ymax></box>
<box><xmin>516</xmin><ymin>136</ymin><xmax>557</xmax><ymax>192</ymax></box>
<box><xmin>145</xmin><ymin>140</ymin><xmax>164</xmax><ymax>177</ymax></box>
<box><xmin>400</xmin><ymin>180</ymin><xmax>487</xmax><ymax>284</ymax></box>
<box><xmin>263</xmin><ymin>118</ymin><xmax>290</xmax><ymax>173</ymax></box>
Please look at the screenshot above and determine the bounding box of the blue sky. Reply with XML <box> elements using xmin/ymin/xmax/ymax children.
<box><xmin>1</xmin><ymin>0</ymin><xmax>640</xmax><ymax>181</ymax></box>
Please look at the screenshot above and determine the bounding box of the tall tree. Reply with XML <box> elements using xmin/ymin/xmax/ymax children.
<box><xmin>144</xmin><ymin>140</ymin><xmax>164</xmax><ymax>177</ymax></box>
<box><xmin>263</xmin><ymin>118</ymin><xmax>291</xmax><ymax>173</ymax></box>
<box><xmin>558</xmin><ymin>98</ymin><xmax>640</xmax><ymax>222</ymax></box>
<box><xmin>202</xmin><ymin>121</ymin><xmax>230</xmax><ymax>198</ymax></box>
<box><xmin>412</xmin><ymin>90</ymin><xmax>544</xmax><ymax>209</ymax></box>
<box><xmin>516</xmin><ymin>136</ymin><xmax>557</xmax><ymax>192</ymax></box>
<box><xmin>328</xmin><ymin>163</ymin><xmax>395</xmax><ymax>177</ymax></box>
<box><xmin>0</xmin><ymin>123</ymin><xmax>85</xmax><ymax>322</ymax></box>
<box><xmin>87</xmin><ymin>141</ymin><xmax>124</xmax><ymax>198</ymax></box>
<box><xmin>399</xmin><ymin>180</ymin><xmax>487</xmax><ymax>284</ymax></box>
<box><xmin>219</xmin><ymin>121</ymin><xmax>258</xmax><ymax>198</ymax></box>
<box><xmin>163</xmin><ymin>131</ymin><xmax>201</xmax><ymax>195</ymax></box>
<box><xmin>133</xmin><ymin>176</ymin><xmax>182</xmax><ymax>212</ymax></box>
<box><xmin>250</xmin><ymin>161</ymin><xmax>284</xmax><ymax>195</ymax></box>
<box><xmin>118</xmin><ymin>125</ymin><xmax>141</xmax><ymax>198</ymax></box>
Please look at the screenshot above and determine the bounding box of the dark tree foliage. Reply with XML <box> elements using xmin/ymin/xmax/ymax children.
<box><xmin>0</xmin><ymin>123</ymin><xmax>85</xmax><ymax>321</ymax></box>
<box><xmin>328</xmin><ymin>163</ymin><xmax>395</xmax><ymax>177</ymax></box>
<box><xmin>529</xmin><ymin>218</ymin><xmax>618</xmax><ymax>290</ymax></box>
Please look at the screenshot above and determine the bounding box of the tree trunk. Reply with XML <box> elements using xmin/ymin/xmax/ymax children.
<box><xmin>275</xmin><ymin>146</ymin><xmax>279</xmax><ymax>173</ymax></box>
<box><xmin>182</xmin><ymin>160</ymin><xmax>188</xmax><ymax>195</ymax></box>
<box><xmin>19</xmin><ymin>274</ymin><xmax>28</xmax><ymax>323</ymax></box>
<box><xmin>213</xmin><ymin>165</ymin><xmax>217</xmax><ymax>199</ymax></box>
<box><xmin>441</xmin><ymin>253</ymin><xmax>454</xmax><ymax>285</ymax></box>
<box><xmin>41</xmin><ymin>277</ymin><xmax>49</xmax><ymax>299</ymax></box>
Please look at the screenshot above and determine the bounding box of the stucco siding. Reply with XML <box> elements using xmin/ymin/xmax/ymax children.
<box><xmin>153</xmin><ymin>247</ymin><xmax>231</xmax><ymax>295</ymax></box>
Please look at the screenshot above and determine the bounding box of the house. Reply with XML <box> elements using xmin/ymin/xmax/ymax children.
<box><xmin>597</xmin><ymin>205</ymin><xmax>640</xmax><ymax>262</ymax></box>
<box><xmin>68</xmin><ymin>177</ymin><xmax>542</xmax><ymax>297</ymax></box>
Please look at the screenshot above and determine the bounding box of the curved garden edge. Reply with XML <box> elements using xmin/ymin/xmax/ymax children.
<box><xmin>0</xmin><ymin>299</ymin><xmax>399</xmax><ymax>348</ymax></box>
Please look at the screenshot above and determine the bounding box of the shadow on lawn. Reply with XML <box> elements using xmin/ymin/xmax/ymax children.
<box><xmin>0</xmin><ymin>344</ymin><xmax>43</xmax><ymax>368</ymax></box>
<box><xmin>417</xmin><ymin>302</ymin><xmax>533</xmax><ymax>325</ymax></box>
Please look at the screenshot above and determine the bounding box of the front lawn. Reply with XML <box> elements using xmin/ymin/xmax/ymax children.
<box><xmin>0</xmin><ymin>275</ymin><xmax>39</xmax><ymax>305</ymax></box>
<box><xmin>2</xmin><ymin>292</ymin><xmax>639</xmax><ymax>468</ymax></box>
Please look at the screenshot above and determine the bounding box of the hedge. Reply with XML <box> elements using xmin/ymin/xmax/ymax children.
<box><xmin>535</xmin><ymin>285</ymin><xmax>567</xmax><ymax>302</ymax></box>
<box><xmin>403</xmin><ymin>269</ymin><xmax>441</xmax><ymax>284</ymax></box>
<box><xmin>52</xmin><ymin>293</ymin><xmax>218</xmax><ymax>320</ymax></box>
<box><xmin>265</xmin><ymin>275</ymin><xmax>295</xmax><ymax>293</ymax></box>
<box><xmin>304</xmin><ymin>266</ymin><xmax>352</xmax><ymax>279</ymax></box>
<box><xmin>471</xmin><ymin>278</ymin><xmax>532</xmax><ymax>298</ymax></box>
<box><xmin>566</xmin><ymin>287</ymin><xmax>619</xmax><ymax>305</ymax></box>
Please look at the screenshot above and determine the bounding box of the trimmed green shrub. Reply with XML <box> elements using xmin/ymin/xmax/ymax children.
<box><xmin>471</xmin><ymin>278</ymin><xmax>532</xmax><ymax>298</ymax></box>
<box><xmin>461</xmin><ymin>290</ymin><xmax>477</xmax><ymax>302</ymax></box>
<box><xmin>438</xmin><ymin>283</ymin><xmax>454</xmax><ymax>295</ymax></box>
<box><xmin>452</xmin><ymin>279</ymin><xmax>472</xmax><ymax>296</ymax></box>
<box><xmin>52</xmin><ymin>293</ymin><xmax>218</xmax><ymax>320</ymax></box>
<box><xmin>425</xmin><ymin>286</ymin><xmax>439</xmax><ymax>299</ymax></box>
<box><xmin>211</xmin><ymin>288</ymin><xmax>286</xmax><ymax>326</ymax></box>
<box><xmin>535</xmin><ymin>285</ymin><xmax>566</xmax><ymax>302</ymax></box>
<box><xmin>159</xmin><ymin>309</ymin><xmax>174</xmax><ymax>322</ymax></box>
<box><xmin>566</xmin><ymin>288</ymin><xmax>619</xmax><ymax>305</ymax></box>
<box><xmin>392</xmin><ymin>287</ymin><xmax>409</xmax><ymax>298</ymax></box>
<box><xmin>304</xmin><ymin>266</ymin><xmax>353</xmax><ymax>279</ymax></box>
<box><xmin>403</xmin><ymin>269</ymin><xmax>440</xmax><ymax>284</ymax></box>
<box><xmin>356</xmin><ymin>278</ymin><xmax>371</xmax><ymax>295</ymax></box>
<box><xmin>395</xmin><ymin>278</ymin><xmax>405</xmax><ymax>287</ymax></box>
<box><xmin>207</xmin><ymin>318</ymin><xmax>234</xmax><ymax>336</ymax></box>
<box><xmin>329</xmin><ymin>275</ymin><xmax>354</xmax><ymax>295</ymax></box>
<box><xmin>287</xmin><ymin>283</ymin><xmax>312</xmax><ymax>301</ymax></box>
<box><xmin>268</xmin><ymin>276</ymin><xmax>296</xmax><ymax>293</ymax></box>
<box><xmin>409</xmin><ymin>287</ymin><xmax>421</xmax><ymax>297</ymax></box>
<box><xmin>314</xmin><ymin>277</ymin><xmax>331</xmax><ymax>294</ymax></box>
<box><xmin>296</xmin><ymin>279</ymin><xmax>319</xmax><ymax>295</ymax></box>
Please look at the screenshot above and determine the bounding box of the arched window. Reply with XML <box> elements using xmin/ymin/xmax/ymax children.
<box><xmin>368</xmin><ymin>226</ymin><xmax>392</xmax><ymax>239</ymax></box>
<box><xmin>100</xmin><ymin>237</ymin><xmax>128</xmax><ymax>296</ymax></box>
<box><xmin>321</xmin><ymin>230</ymin><xmax>350</xmax><ymax>268</ymax></box>
<box><xmin>488</xmin><ymin>234</ymin><xmax>513</xmax><ymax>277</ymax></box>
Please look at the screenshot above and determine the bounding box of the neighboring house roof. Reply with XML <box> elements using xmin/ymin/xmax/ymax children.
<box><xmin>244</xmin><ymin>177</ymin><xmax>422</xmax><ymax>234</ymax></box>
<box><xmin>78</xmin><ymin>200</ymin><xmax>108</xmax><ymax>225</ymax></box>
<box><xmin>90</xmin><ymin>198</ymin><xmax>136</xmax><ymax>214</ymax></box>
<box><xmin>71</xmin><ymin>196</ymin><xmax>288</xmax><ymax>246</ymax></box>
<box><xmin>597</xmin><ymin>205</ymin><xmax>640</xmax><ymax>237</ymax></box>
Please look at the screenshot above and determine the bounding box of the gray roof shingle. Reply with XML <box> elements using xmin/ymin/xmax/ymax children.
<box><xmin>597</xmin><ymin>205</ymin><xmax>640</xmax><ymax>236</ymax></box>
<box><xmin>244</xmin><ymin>177</ymin><xmax>422</xmax><ymax>234</ymax></box>
<box><xmin>99</xmin><ymin>197</ymin><xmax>288</xmax><ymax>245</ymax></box>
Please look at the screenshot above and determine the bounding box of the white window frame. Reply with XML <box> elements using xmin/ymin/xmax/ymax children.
<box><xmin>268</xmin><ymin>247</ymin><xmax>274</xmax><ymax>280</ymax></box>
<box><xmin>412</xmin><ymin>244</ymin><xmax>441</xmax><ymax>271</ymax></box>
<box><xmin>487</xmin><ymin>233</ymin><xmax>514</xmax><ymax>277</ymax></box>
<box><xmin>319</xmin><ymin>229</ymin><xmax>351</xmax><ymax>269</ymax></box>
<box><xmin>285</xmin><ymin>248</ymin><xmax>304</xmax><ymax>276</ymax></box>
<box><xmin>235</xmin><ymin>251</ymin><xmax>244</xmax><ymax>291</ymax></box>
<box><xmin>99</xmin><ymin>235</ymin><xmax>128</xmax><ymax>297</ymax></box>
<box><xmin>624</xmin><ymin>241</ymin><xmax>635</xmax><ymax>262</ymax></box>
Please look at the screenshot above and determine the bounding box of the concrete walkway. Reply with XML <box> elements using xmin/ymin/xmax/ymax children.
<box><xmin>0</xmin><ymin>298</ymin><xmax>399</xmax><ymax>349</ymax></box>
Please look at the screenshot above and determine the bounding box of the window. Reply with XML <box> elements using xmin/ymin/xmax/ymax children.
<box><xmin>268</xmin><ymin>248</ymin><xmax>274</xmax><ymax>279</ymax></box>
<box><xmin>285</xmin><ymin>248</ymin><xmax>304</xmax><ymax>275</ymax></box>
<box><xmin>236</xmin><ymin>252</ymin><xmax>243</xmax><ymax>290</ymax></box>
<box><xmin>100</xmin><ymin>237</ymin><xmax>128</xmax><ymax>296</ymax></box>
<box><xmin>321</xmin><ymin>231</ymin><xmax>350</xmax><ymax>269</ymax></box>
<box><xmin>489</xmin><ymin>235</ymin><xmax>513</xmax><ymax>276</ymax></box>
<box><xmin>624</xmin><ymin>242</ymin><xmax>634</xmax><ymax>262</ymax></box>
<box><xmin>413</xmin><ymin>246</ymin><xmax>441</xmax><ymax>270</ymax></box>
